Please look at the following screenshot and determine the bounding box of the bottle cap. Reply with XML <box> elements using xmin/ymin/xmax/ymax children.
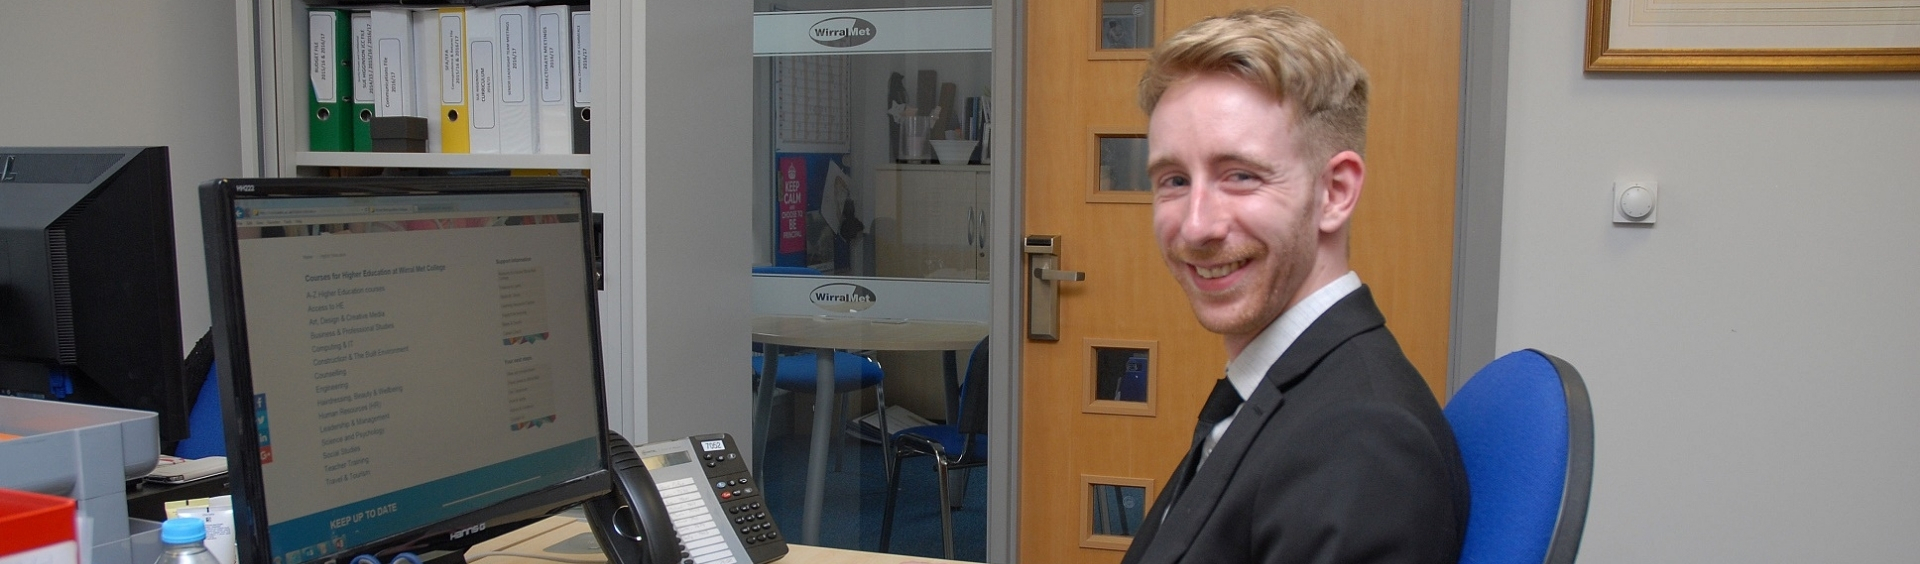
<box><xmin>160</xmin><ymin>517</ymin><xmax>207</xmax><ymax>544</ymax></box>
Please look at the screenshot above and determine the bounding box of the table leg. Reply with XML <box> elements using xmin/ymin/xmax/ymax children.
<box><xmin>753</xmin><ymin>344</ymin><xmax>780</xmax><ymax>482</ymax></box>
<box><xmin>802</xmin><ymin>347</ymin><xmax>835</xmax><ymax>545</ymax></box>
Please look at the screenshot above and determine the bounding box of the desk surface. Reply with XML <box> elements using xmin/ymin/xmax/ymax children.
<box><xmin>751</xmin><ymin>315</ymin><xmax>986</xmax><ymax>351</ymax></box>
<box><xmin>466</xmin><ymin>515</ymin><xmax>972</xmax><ymax>564</ymax></box>
<box><xmin>775</xmin><ymin>545</ymin><xmax>971</xmax><ymax>564</ymax></box>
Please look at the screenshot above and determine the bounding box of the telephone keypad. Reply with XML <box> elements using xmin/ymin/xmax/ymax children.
<box><xmin>686</xmin><ymin>434</ymin><xmax>785</xmax><ymax>560</ymax></box>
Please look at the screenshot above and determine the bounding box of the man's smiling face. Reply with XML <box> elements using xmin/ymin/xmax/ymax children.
<box><xmin>1148</xmin><ymin>72</ymin><xmax>1325</xmax><ymax>347</ymax></box>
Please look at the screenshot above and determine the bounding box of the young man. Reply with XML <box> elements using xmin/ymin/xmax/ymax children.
<box><xmin>1121</xmin><ymin>8</ymin><xmax>1470</xmax><ymax>564</ymax></box>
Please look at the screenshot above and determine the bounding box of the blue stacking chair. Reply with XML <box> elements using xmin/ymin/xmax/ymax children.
<box><xmin>749</xmin><ymin>266</ymin><xmax>889</xmax><ymax>470</ymax></box>
<box><xmin>750</xmin><ymin>351</ymin><xmax>888</xmax><ymax>463</ymax></box>
<box><xmin>878</xmin><ymin>337</ymin><xmax>988</xmax><ymax>559</ymax></box>
<box><xmin>1445</xmin><ymin>349</ymin><xmax>1595</xmax><ymax>564</ymax></box>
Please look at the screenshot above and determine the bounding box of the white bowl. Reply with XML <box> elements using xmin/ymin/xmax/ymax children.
<box><xmin>929</xmin><ymin>140</ymin><xmax>979</xmax><ymax>165</ymax></box>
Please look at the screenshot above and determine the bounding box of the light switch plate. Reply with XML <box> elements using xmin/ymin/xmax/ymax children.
<box><xmin>1614</xmin><ymin>181</ymin><xmax>1658</xmax><ymax>224</ymax></box>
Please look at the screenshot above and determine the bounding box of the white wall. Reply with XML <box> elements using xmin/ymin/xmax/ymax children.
<box><xmin>0</xmin><ymin>0</ymin><xmax>240</xmax><ymax>351</ymax></box>
<box><xmin>1500</xmin><ymin>3</ymin><xmax>1920</xmax><ymax>561</ymax></box>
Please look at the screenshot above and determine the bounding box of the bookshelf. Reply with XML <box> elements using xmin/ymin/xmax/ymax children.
<box><xmin>290</xmin><ymin>151</ymin><xmax>589</xmax><ymax>170</ymax></box>
<box><xmin>236</xmin><ymin>0</ymin><xmax>604</xmax><ymax>176</ymax></box>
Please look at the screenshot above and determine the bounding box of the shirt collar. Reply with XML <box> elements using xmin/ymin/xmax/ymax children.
<box><xmin>1224</xmin><ymin>271</ymin><xmax>1362</xmax><ymax>400</ymax></box>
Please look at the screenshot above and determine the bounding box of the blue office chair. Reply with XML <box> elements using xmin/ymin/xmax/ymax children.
<box><xmin>878</xmin><ymin>337</ymin><xmax>987</xmax><ymax>560</ymax></box>
<box><xmin>1445</xmin><ymin>349</ymin><xmax>1594</xmax><ymax>564</ymax></box>
<box><xmin>173</xmin><ymin>361</ymin><xmax>226</xmax><ymax>459</ymax></box>
<box><xmin>749</xmin><ymin>266</ymin><xmax>889</xmax><ymax>471</ymax></box>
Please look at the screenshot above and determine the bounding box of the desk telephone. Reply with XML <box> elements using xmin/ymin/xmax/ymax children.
<box><xmin>585</xmin><ymin>432</ymin><xmax>788</xmax><ymax>564</ymax></box>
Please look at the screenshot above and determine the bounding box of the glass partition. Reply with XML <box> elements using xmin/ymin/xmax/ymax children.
<box><xmin>750</xmin><ymin>2</ymin><xmax>994</xmax><ymax>560</ymax></box>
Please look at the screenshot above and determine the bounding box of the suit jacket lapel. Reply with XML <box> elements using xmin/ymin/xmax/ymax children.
<box><xmin>1132</xmin><ymin>287</ymin><xmax>1387</xmax><ymax>564</ymax></box>
<box><xmin>1261</xmin><ymin>287</ymin><xmax>1386</xmax><ymax>391</ymax></box>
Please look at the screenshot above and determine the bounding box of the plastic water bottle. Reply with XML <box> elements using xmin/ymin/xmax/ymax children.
<box><xmin>155</xmin><ymin>517</ymin><xmax>223</xmax><ymax>564</ymax></box>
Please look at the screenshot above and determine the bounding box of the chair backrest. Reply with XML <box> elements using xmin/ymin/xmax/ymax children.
<box><xmin>1444</xmin><ymin>349</ymin><xmax>1594</xmax><ymax>564</ymax></box>
<box><xmin>956</xmin><ymin>337</ymin><xmax>990</xmax><ymax>437</ymax></box>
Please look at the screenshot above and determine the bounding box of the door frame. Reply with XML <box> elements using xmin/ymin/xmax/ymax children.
<box><xmin>984</xmin><ymin>1</ymin><xmax>1026</xmax><ymax>562</ymax></box>
<box><xmin>1449</xmin><ymin>0</ymin><xmax>1512</xmax><ymax>394</ymax></box>
<box><xmin>981</xmin><ymin>1</ymin><xmax>1513</xmax><ymax>562</ymax></box>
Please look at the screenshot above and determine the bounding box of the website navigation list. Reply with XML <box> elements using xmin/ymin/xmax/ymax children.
<box><xmin>503</xmin><ymin>359</ymin><xmax>556</xmax><ymax>430</ymax></box>
<box><xmin>299</xmin><ymin>264</ymin><xmax>449</xmax><ymax>487</ymax></box>
<box><xmin>497</xmin><ymin>262</ymin><xmax>551</xmax><ymax>344</ymax></box>
<box><xmin>500</xmin><ymin>259</ymin><xmax>559</xmax><ymax>430</ymax></box>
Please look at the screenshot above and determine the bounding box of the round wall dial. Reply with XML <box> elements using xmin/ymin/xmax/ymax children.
<box><xmin>1620</xmin><ymin>184</ymin><xmax>1655</xmax><ymax>220</ymax></box>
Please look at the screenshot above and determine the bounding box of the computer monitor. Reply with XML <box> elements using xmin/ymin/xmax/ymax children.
<box><xmin>0</xmin><ymin>146</ymin><xmax>190</xmax><ymax>444</ymax></box>
<box><xmin>199</xmin><ymin>177</ymin><xmax>611</xmax><ymax>564</ymax></box>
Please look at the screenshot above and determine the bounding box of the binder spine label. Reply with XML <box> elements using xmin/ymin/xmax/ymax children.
<box><xmin>471</xmin><ymin>42</ymin><xmax>497</xmax><ymax>129</ymax></box>
<box><xmin>352</xmin><ymin>14</ymin><xmax>375</xmax><ymax>102</ymax></box>
<box><xmin>538</xmin><ymin>12</ymin><xmax>565</xmax><ymax>104</ymax></box>
<box><xmin>370</xmin><ymin>9</ymin><xmax>413</xmax><ymax>117</ymax></box>
<box><xmin>571</xmin><ymin>12</ymin><xmax>591</xmax><ymax>106</ymax></box>
<box><xmin>501</xmin><ymin>12</ymin><xmax>528</xmax><ymax>104</ymax></box>
<box><xmin>440</xmin><ymin>14</ymin><xmax>465</xmax><ymax>104</ymax></box>
<box><xmin>310</xmin><ymin>12</ymin><xmax>339</xmax><ymax>103</ymax></box>
<box><xmin>377</xmin><ymin>39</ymin><xmax>404</xmax><ymax>114</ymax></box>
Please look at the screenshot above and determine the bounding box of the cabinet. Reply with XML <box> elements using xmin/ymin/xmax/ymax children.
<box><xmin>872</xmin><ymin>164</ymin><xmax>991</xmax><ymax>280</ymax></box>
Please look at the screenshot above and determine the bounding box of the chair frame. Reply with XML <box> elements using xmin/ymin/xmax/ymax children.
<box><xmin>879</xmin><ymin>427</ymin><xmax>985</xmax><ymax>559</ymax></box>
<box><xmin>1542</xmin><ymin>351</ymin><xmax>1594</xmax><ymax>564</ymax></box>
<box><xmin>877</xmin><ymin>339</ymin><xmax>988</xmax><ymax>560</ymax></box>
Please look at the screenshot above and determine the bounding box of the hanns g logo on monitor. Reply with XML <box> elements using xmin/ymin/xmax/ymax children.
<box><xmin>810</xmin><ymin>17</ymin><xmax>876</xmax><ymax>48</ymax></box>
<box><xmin>811</xmin><ymin>283</ymin><xmax>877</xmax><ymax>313</ymax></box>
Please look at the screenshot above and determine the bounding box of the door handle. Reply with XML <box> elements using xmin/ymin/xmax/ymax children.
<box><xmin>1025</xmin><ymin>235</ymin><xmax>1084</xmax><ymax>341</ymax></box>
<box><xmin>1033</xmin><ymin>268</ymin><xmax>1085</xmax><ymax>281</ymax></box>
<box><xmin>966</xmin><ymin>208</ymin><xmax>976</xmax><ymax>247</ymax></box>
<box><xmin>979</xmin><ymin>213</ymin><xmax>990</xmax><ymax>253</ymax></box>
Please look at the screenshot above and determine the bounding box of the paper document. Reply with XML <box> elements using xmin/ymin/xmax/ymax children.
<box><xmin>845</xmin><ymin>405</ymin><xmax>936</xmax><ymax>444</ymax></box>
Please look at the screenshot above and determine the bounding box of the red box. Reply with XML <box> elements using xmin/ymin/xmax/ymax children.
<box><xmin>0</xmin><ymin>488</ymin><xmax>77</xmax><ymax>562</ymax></box>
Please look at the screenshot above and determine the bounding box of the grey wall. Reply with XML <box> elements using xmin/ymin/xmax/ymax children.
<box><xmin>0</xmin><ymin>0</ymin><xmax>241</xmax><ymax>352</ymax></box>
<box><xmin>1500</xmin><ymin>3</ymin><xmax>1920</xmax><ymax>561</ymax></box>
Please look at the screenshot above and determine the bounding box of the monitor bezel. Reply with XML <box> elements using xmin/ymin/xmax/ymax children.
<box><xmin>200</xmin><ymin>176</ymin><xmax>612</xmax><ymax>564</ymax></box>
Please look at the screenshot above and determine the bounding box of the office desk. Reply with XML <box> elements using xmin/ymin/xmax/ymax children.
<box><xmin>750</xmin><ymin>315</ymin><xmax>987</xmax><ymax>546</ymax></box>
<box><xmin>467</xmin><ymin>514</ymin><xmax>972</xmax><ymax>564</ymax></box>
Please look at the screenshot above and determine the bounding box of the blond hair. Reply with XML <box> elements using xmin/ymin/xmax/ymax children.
<box><xmin>1139</xmin><ymin>7</ymin><xmax>1369</xmax><ymax>160</ymax></box>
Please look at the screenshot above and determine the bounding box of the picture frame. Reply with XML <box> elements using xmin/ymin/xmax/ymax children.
<box><xmin>1586</xmin><ymin>0</ymin><xmax>1920</xmax><ymax>72</ymax></box>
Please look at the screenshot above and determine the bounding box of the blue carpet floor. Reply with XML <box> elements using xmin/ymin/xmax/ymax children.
<box><xmin>759</xmin><ymin>433</ymin><xmax>988</xmax><ymax>562</ymax></box>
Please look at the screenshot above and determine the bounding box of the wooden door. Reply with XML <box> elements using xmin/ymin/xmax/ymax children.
<box><xmin>1018</xmin><ymin>2</ymin><xmax>1462</xmax><ymax>562</ymax></box>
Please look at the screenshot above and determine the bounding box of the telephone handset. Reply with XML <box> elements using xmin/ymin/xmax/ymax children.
<box><xmin>585</xmin><ymin>432</ymin><xmax>683</xmax><ymax>564</ymax></box>
<box><xmin>585</xmin><ymin>432</ymin><xmax>789</xmax><ymax>564</ymax></box>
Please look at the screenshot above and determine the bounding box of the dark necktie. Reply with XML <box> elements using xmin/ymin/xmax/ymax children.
<box><xmin>1168</xmin><ymin>378</ymin><xmax>1243</xmax><ymax>505</ymax></box>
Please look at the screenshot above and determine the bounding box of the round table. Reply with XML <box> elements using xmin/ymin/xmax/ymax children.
<box><xmin>750</xmin><ymin>315</ymin><xmax>988</xmax><ymax>545</ymax></box>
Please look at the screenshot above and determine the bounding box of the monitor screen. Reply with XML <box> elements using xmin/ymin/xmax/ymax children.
<box><xmin>200</xmin><ymin>177</ymin><xmax>610</xmax><ymax>564</ymax></box>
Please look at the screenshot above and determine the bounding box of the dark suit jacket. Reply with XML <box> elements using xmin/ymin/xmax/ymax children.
<box><xmin>1121</xmin><ymin>287</ymin><xmax>1470</xmax><ymax>564</ymax></box>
